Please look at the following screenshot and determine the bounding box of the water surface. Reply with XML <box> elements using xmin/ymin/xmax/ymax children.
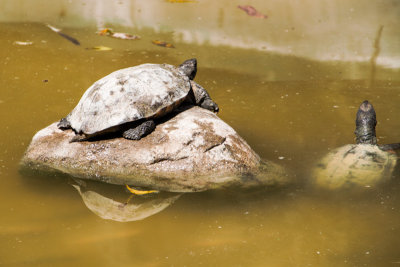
<box><xmin>1</xmin><ymin>1</ymin><xmax>400</xmax><ymax>266</ymax></box>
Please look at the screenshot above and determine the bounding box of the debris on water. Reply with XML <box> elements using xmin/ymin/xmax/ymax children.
<box><xmin>13</xmin><ymin>41</ymin><xmax>33</xmax><ymax>46</ymax></box>
<box><xmin>152</xmin><ymin>40</ymin><xmax>175</xmax><ymax>48</ymax></box>
<box><xmin>125</xmin><ymin>185</ymin><xmax>159</xmax><ymax>195</ymax></box>
<box><xmin>237</xmin><ymin>5</ymin><xmax>268</xmax><ymax>19</ymax></box>
<box><xmin>45</xmin><ymin>24</ymin><xmax>80</xmax><ymax>45</ymax></box>
<box><xmin>111</xmin><ymin>32</ymin><xmax>140</xmax><ymax>40</ymax></box>
<box><xmin>97</xmin><ymin>28</ymin><xmax>141</xmax><ymax>40</ymax></box>
<box><xmin>278</xmin><ymin>156</ymin><xmax>285</xmax><ymax>160</ymax></box>
<box><xmin>87</xmin><ymin>46</ymin><xmax>113</xmax><ymax>51</ymax></box>
<box><xmin>333</xmin><ymin>105</ymin><xmax>339</xmax><ymax>108</ymax></box>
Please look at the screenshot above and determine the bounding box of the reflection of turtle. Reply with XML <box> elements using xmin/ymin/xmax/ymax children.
<box><xmin>313</xmin><ymin>100</ymin><xmax>399</xmax><ymax>189</ymax></box>
<box><xmin>70</xmin><ymin>179</ymin><xmax>182</xmax><ymax>222</ymax></box>
<box><xmin>57</xmin><ymin>58</ymin><xmax>219</xmax><ymax>142</ymax></box>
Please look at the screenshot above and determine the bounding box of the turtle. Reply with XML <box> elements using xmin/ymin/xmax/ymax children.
<box><xmin>57</xmin><ymin>58</ymin><xmax>219</xmax><ymax>142</ymax></box>
<box><xmin>313</xmin><ymin>100</ymin><xmax>399</xmax><ymax>189</ymax></box>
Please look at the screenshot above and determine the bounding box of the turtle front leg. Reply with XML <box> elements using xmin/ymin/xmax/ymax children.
<box><xmin>200</xmin><ymin>98</ymin><xmax>219</xmax><ymax>113</ymax></box>
<box><xmin>57</xmin><ymin>117</ymin><xmax>71</xmax><ymax>130</ymax></box>
<box><xmin>190</xmin><ymin>81</ymin><xmax>219</xmax><ymax>113</ymax></box>
<box><xmin>123</xmin><ymin>120</ymin><xmax>156</xmax><ymax>140</ymax></box>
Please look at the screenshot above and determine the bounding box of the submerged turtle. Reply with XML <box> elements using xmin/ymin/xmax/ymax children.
<box><xmin>313</xmin><ymin>100</ymin><xmax>399</xmax><ymax>189</ymax></box>
<box><xmin>57</xmin><ymin>58</ymin><xmax>219</xmax><ymax>141</ymax></box>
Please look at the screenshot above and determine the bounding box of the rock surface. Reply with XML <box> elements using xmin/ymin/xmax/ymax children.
<box><xmin>21</xmin><ymin>106</ymin><xmax>289</xmax><ymax>192</ymax></box>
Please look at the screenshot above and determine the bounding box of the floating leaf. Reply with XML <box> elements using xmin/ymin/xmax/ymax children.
<box><xmin>97</xmin><ymin>28</ymin><xmax>140</xmax><ymax>40</ymax></box>
<box><xmin>46</xmin><ymin>24</ymin><xmax>61</xmax><ymax>33</ymax></box>
<box><xmin>88</xmin><ymin>46</ymin><xmax>113</xmax><ymax>51</ymax></box>
<box><xmin>152</xmin><ymin>40</ymin><xmax>175</xmax><ymax>48</ymax></box>
<box><xmin>13</xmin><ymin>41</ymin><xmax>33</xmax><ymax>46</ymax></box>
<box><xmin>112</xmin><ymin>32</ymin><xmax>141</xmax><ymax>40</ymax></box>
<box><xmin>97</xmin><ymin>28</ymin><xmax>113</xmax><ymax>36</ymax></box>
<box><xmin>126</xmin><ymin>185</ymin><xmax>159</xmax><ymax>195</ymax></box>
<box><xmin>238</xmin><ymin>5</ymin><xmax>267</xmax><ymax>19</ymax></box>
<box><xmin>45</xmin><ymin>24</ymin><xmax>80</xmax><ymax>45</ymax></box>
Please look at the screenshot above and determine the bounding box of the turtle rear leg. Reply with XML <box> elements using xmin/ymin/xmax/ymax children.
<box><xmin>69</xmin><ymin>133</ymin><xmax>89</xmax><ymax>143</ymax></box>
<box><xmin>57</xmin><ymin>117</ymin><xmax>71</xmax><ymax>130</ymax></box>
<box><xmin>123</xmin><ymin>120</ymin><xmax>156</xmax><ymax>140</ymax></box>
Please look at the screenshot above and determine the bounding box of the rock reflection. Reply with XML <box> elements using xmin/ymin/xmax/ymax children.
<box><xmin>70</xmin><ymin>179</ymin><xmax>182</xmax><ymax>222</ymax></box>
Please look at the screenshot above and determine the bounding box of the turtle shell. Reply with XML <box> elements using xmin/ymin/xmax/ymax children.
<box><xmin>313</xmin><ymin>144</ymin><xmax>397</xmax><ymax>189</ymax></box>
<box><xmin>67</xmin><ymin>63</ymin><xmax>190</xmax><ymax>135</ymax></box>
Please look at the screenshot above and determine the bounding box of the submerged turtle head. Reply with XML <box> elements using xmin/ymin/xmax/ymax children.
<box><xmin>355</xmin><ymin>100</ymin><xmax>377</xmax><ymax>145</ymax></box>
<box><xmin>179</xmin><ymin>58</ymin><xmax>197</xmax><ymax>80</ymax></box>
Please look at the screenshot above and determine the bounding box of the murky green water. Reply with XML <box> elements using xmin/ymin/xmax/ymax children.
<box><xmin>1</xmin><ymin>1</ymin><xmax>400</xmax><ymax>266</ymax></box>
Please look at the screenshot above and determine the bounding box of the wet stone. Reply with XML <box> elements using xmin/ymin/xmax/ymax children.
<box><xmin>21</xmin><ymin>107</ymin><xmax>290</xmax><ymax>192</ymax></box>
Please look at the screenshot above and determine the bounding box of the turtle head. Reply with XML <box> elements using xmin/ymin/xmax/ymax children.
<box><xmin>179</xmin><ymin>58</ymin><xmax>197</xmax><ymax>80</ymax></box>
<box><xmin>355</xmin><ymin>100</ymin><xmax>377</xmax><ymax>145</ymax></box>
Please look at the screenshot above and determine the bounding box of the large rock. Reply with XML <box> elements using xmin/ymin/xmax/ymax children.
<box><xmin>21</xmin><ymin>106</ymin><xmax>289</xmax><ymax>192</ymax></box>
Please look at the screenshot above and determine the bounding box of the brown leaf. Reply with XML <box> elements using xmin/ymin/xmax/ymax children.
<box><xmin>97</xmin><ymin>28</ymin><xmax>113</xmax><ymax>36</ymax></box>
<box><xmin>238</xmin><ymin>5</ymin><xmax>267</xmax><ymax>19</ymax></box>
<box><xmin>152</xmin><ymin>40</ymin><xmax>175</xmax><ymax>48</ymax></box>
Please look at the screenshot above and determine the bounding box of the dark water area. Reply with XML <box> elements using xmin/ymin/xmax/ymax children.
<box><xmin>1</xmin><ymin>1</ymin><xmax>400</xmax><ymax>265</ymax></box>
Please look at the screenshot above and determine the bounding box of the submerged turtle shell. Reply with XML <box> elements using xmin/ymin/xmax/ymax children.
<box><xmin>313</xmin><ymin>144</ymin><xmax>397</xmax><ymax>189</ymax></box>
<box><xmin>67</xmin><ymin>63</ymin><xmax>191</xmax><ymax>135</ymax></box>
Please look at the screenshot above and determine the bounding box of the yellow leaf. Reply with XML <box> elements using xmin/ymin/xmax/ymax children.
<box><xmin>90</xmin><ymin>46</ymin><xmax>113</xmax><ymax>51</ymax></box>
<box><xmin>126</xmin><ymin>185</ymin><xmax>159</xmax><ymax>195</ymax></box>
